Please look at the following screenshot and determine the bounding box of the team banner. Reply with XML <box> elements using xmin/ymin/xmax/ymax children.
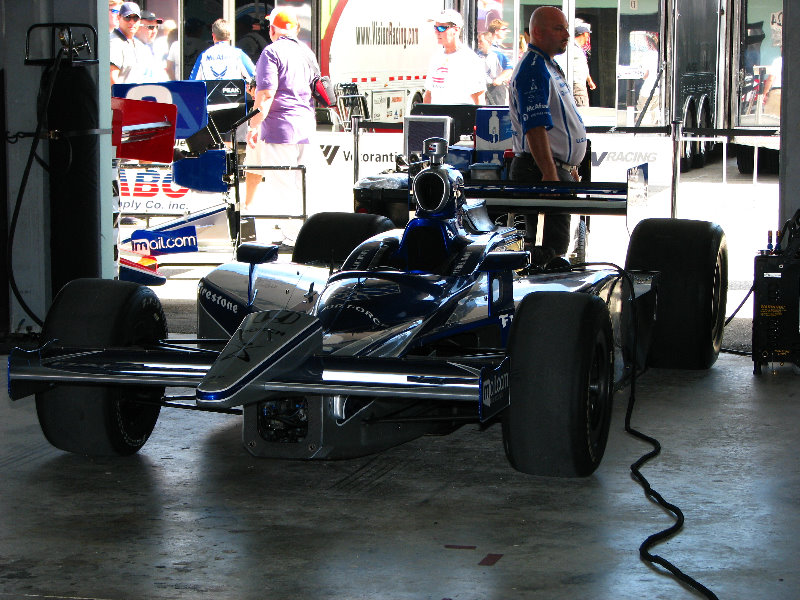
<box><xmin>118</xmin><ymin>133</ymin><xmax>669</xmax><ymax>218</ymax></box>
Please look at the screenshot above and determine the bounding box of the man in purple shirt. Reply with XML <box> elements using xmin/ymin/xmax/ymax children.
<box><xmin>245</xmin><ymin>7</ymin><xmax>318</xmax><ymax>211</ymax></box>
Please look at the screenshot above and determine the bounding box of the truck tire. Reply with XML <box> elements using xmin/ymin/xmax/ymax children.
<box><xmin>625</xmin><ymin>218</ymin><xmax>727</xmax><ymax>369</ymax></box>
<box><xmin>502</xmin><ymin>292</ymin><xmax>614</xmax><ymax>477</ymax></box>
<box><xmin>292</xmin><ymin>212</ymin><xmax>394</xmax><ymax>265</ymax></box>
<box><xmin>680</xmin><ymin>108</ymin><xmax>695</xmax><ymax>173</ymax></box>
<box><xmin>691</xmin><ymin>104</ymin><xmax>708</xmax><ymax>169</ymax></box>
<box><xmin>736</xmin><ymin>145</ymin><xmax>779</xmax><ymax>176</ymax></box>
<box><xmin>735</xmin><ymin>144</ymin><xmax>754</xmax><ymax>175</ymax></box>
<box><xmin>35</xmin><ymin>279</ymin><xmax>167</xmax><ymax>456</ymax></box>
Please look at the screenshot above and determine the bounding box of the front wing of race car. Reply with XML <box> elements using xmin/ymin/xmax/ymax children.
<box><xmin>194</xmin><ymin>308</ymin><xmax>512</xmax><ymax>419</ymax></box>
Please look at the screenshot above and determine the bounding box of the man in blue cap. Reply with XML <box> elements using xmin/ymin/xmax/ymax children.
<box><xmin>110</xmin><ymin>2</ymin><xmax>147</xmax><ymax>84</ymax></box>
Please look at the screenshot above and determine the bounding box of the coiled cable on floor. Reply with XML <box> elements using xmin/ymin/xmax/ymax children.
<box><xmin>579</xmin><ymin>262</ymin><xmax>719</xmax><ymax>600</ymax></box>
<box><xmin>624</xmin><ymin>389</ymin><xmax>719</xmax><ymax>600</ymax></box>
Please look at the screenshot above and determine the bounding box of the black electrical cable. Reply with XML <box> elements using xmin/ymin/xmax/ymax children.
<box><xmin>6</xmin><ymin>48</ymin><xmax>66</xmax><ymax>328</ymax></box>
<box><xmin>720</xmin><ymin>285</ymin><xmax>754</xmax><ymax>355</ymax></box>
<box><xmin>724</xmin><ymin>285</ymin><xmax>753</xmax><ymax>327</ymax></box>
<box><xmin>577</xmin><ymin>262</ymin><xmax>719</xmax><ymax>600</ymax></box>
<box><xmin>623</xmin><ymin>394</ymin><xmax>720</xmax><ymax>600</ymax></box>
<box><xmin>5</xmin><ymin>131</ymin><xmax>36</xmax><ymax>143</ymax></box>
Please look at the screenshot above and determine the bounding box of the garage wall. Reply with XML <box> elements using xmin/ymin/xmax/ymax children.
<box><xmin>1</xmin><ymin>0</ymin><xmax>111</xmax><ymax>334</ymax></box>
<box><xmin>2</xmin><ymin>0</ymin><xmax>53</xmax><ymax>333</ymax></box>
<box><xmin>780</xmin><ymin>0</ymin><xmax>797</xmax><ymax>224</ymax></box>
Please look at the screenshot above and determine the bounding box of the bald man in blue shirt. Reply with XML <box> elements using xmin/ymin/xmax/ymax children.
<box><xmin>509</xmin><ymin>6</ymin><xmax>587</xmax><ymax>261</ymax></box>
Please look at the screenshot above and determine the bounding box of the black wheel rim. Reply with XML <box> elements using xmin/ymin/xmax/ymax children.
<box><xmin>585</xmin><ymin>330</ymin><xmax>612</xmax><ymax>463</ymax></box>
<box><xmin>113</xmin><ymin>390</ymin><xmax>162</xmax><ymax>448</ymax></box>
<box><xmin>710</xmin><ymin>247</ymin><xmax>725</xmax><ymax>346</ymax></box>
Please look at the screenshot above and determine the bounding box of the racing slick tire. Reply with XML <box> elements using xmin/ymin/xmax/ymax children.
<box><xmin>502</xmin><ymin>292</ymin><xmax>614</xmax><ymax>477</ymax></box>
<box><xmin>625</xmin><ymin>218</ymin><xmax>727</xmax><ymax>369</ymax></box>
<box><xmin>35</xmin><ymin>279</ymin><xmax>167</xmax><ymax>456</ymax></box>
<box><xmin>292</xmin><ymin>212</ymin><xmax>394</xmax><ymax>265</ymax></box>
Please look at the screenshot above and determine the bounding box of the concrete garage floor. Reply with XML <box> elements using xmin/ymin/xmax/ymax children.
<box><xmin>1</xmin><ymin>353</ymin><xmax>799</xmax><ymax>600</ymax></box>
<box><xmin>0</xmin><ymin>154</ymin><xmax>792</xmax><ymax>599</ymax></box>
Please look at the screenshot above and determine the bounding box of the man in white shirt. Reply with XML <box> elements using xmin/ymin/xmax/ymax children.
<box><xmin>134</xmin><ymin>9</ymin><xmax>167</xmax><ymax>81</ymax></box>
<box><xmin>110</xmin><ymin>2</ymin><xmax>147</xmax><ymax>85</ymax></box>
<box><xmin>423</xmin><ymin>9</ymin><xmax>485</xmax><ymax>105</ymax></box>
<box><xmin>189</xmin><ymin>18</ymin><xmax>255</xmax><ymax>81</ymax></box>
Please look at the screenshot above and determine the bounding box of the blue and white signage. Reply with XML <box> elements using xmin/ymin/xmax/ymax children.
<box><xmin>130</xmin><ymin>226</ymin><xmax>199</xmax><ymax>256</ymax></box>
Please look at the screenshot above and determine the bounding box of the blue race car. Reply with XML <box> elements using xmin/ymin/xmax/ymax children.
<box><xmin>9</xmin><ymin>138</ymin><xmax>727</xmax><ymax>477</ymax></box>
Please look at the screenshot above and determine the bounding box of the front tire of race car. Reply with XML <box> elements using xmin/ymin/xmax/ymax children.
<box><xmin>625</xmin><ymin>218</ymin><xmax>727</xmax><ymax>369</ymax></box>
<box><xmin>502</xmin><ymin>292</ymin><xmax>614</xmax><ymax>477</ymax></box>
<box><xmin>35</xmin><ymin>279</ymin><xmax>167</xmax><ymax>456</ymax></box>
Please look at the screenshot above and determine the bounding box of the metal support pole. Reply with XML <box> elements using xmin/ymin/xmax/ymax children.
<box><xmin>722</xmin><ymin>139</ymin><xmax>727</xmax><ymax>185</ymax></box>
<box><xmin>352</xmin><ymin>114</ymin><xmax>362</xmax><ymax>184</ymax></box>
<box><xmin>670</xmin><ymin>119</ymin><xmax>682</xmax><ymax>219</ymax></box>
<box><xmin>752</xmin><ymin>145</ymin><xmax>759</xmax><ymax>185</ymax></box>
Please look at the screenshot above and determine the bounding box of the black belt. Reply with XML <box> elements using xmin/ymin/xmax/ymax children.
<box><xmin>516</xmin><ymin>152</ymin><xmax>580</xmax><ymax>171</ymax></box>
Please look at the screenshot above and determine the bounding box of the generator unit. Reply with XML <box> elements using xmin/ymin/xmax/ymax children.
<box><xmin>752</xmin><ymin>210</ymin><xmax>800</xmax><ymax>374</ymax></box>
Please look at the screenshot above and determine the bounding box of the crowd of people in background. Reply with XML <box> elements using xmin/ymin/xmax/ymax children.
<box><xmin>422</xmin><ymin>11</ymin><xmax>596</xmax><ymax>109</ymax></box>
<box><xmin>108</xmin><ymin>0</ymin><xmax>270</xmax><ymax>86</ymax></box>
<box><xmin>107</xmin><ymin>3</ymin><xmax>605</xmax><ymax>219</ymax></box>
<box><xmin>107</xmin><ymin>2</ymin><xmax>599</xmax><ymax>111</ymax></box>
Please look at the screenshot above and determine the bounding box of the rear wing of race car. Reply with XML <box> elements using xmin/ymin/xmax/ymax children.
<box><xmin>111</xmin><ymin>96</ymin><xmax>178</xmax><ymax>164</ymax></box>
<box><xmin>111</xmin><ymin>79</ymin><xmax>255</xmax><ymax>192</ymax></box>
<box><xmin>464</xmin><ymin>163</ymin><xmax>648</xmax><ymax>216</ymax></box>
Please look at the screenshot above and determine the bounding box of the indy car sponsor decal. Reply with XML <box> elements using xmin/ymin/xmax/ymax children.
<box><xmin>130</xmin><ymin>226</ymin><xmax>199</xmax><ymax>255</ymax></box>
<box><xmin>479</xmin><ymin>357</ymin><xmax>510</xmax><ymax>422</ymax></box>
<box><xmin>198</xmin><ymin>278</ymin><xmax>250</xmax><ymax>334</ymax></box>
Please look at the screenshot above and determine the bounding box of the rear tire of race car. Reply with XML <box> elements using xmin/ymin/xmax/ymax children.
<box><xmin>502</xmin><ymin>292</ymin><xmax>614</xmax><ymax>477</ymax></box>
<box><xmin>292</xmin><ymin>211</ymin><xmax>395</xmax><ymax>265</ymax></box>
<box><xmin>35</xmin><ymin>279</ymin><xmax>167</xmax><ymax>456</ymax></box>
<box><xmin>625</xmin><ymin>218</ymin><xmax>727</xmax><ymax>369</ymax></box>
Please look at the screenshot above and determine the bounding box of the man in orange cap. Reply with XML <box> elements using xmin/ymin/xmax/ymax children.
<box><xmin>245</xmin><ymin>7</ymin><xmax>321</xmax><ymax>211</ymax></box>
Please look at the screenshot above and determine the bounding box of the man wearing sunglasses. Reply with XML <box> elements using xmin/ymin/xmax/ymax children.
<box><xmin>109</xmin><ymin>0</ymin><xmax>123</xmax><ymax>34</ymax></box>
<box><xmin>423</xmin><ymin>9</ymin><xmax>485</xmax><ymax>105</ymax></box>
<box><xmin>110</xmin><ymin>2</ymin><xmax>147</xmax><ymax>84</ymax></box>
<box><xmin>135</xmin><ymin>9</ymin><xmax>167</xmax><ymax>81</ymax></box>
